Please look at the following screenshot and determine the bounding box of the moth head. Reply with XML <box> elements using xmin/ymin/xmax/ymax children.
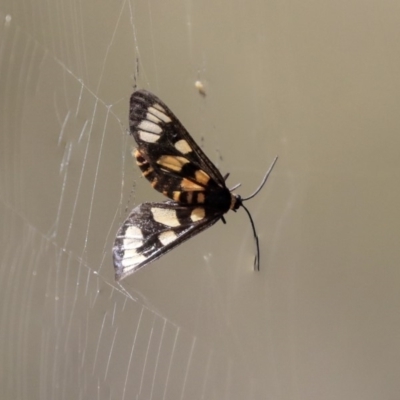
<box><xmin>230</xmin><ymin>193</ymin><xmax>242</xmax><ymax>211</ymax></box>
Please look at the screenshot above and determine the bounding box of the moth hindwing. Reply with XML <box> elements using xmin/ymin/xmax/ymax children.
<box><xmin>112</xmin><ymin>90</ymin><xmax>278</xmax><ymax>281</ymax></box>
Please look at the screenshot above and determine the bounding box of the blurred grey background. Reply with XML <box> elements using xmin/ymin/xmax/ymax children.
<box><xmin>1</xmin><ymin>0</ymin><xmax>400</xmax><ymax>399</ymax></box>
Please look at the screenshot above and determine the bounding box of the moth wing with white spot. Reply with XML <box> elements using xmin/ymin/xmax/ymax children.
<box><xmin>112</xmin><ymin>201</ymin><xmax>222</xmax><ymax>281</ymax></box>
<box><xmin>130</xmin><ymin>90</ymin><xmax>226</xmax><ymax>186</ymax></box>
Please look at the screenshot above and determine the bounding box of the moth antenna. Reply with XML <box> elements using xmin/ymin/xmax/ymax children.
<box><xmin>241</xmin><ymin>156</ymin><xmax>278</xmax><ymax>271</ymax></box>
<box><xmin>241</xmin><ymin>156</ymin><xmax>278</xmax><ymax>201</ymax></box>
<box><xmin>229</xmin><ymin>182</ymin><xmax>241</xmax><ymax>192</ymax></box>
<box><xmin>240</xmin><ymin>203</ymin><xmax>260</xmax><ymax>270</ymax></box>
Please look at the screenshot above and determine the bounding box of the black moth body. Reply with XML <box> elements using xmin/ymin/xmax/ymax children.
<box><xmin>112</xmin><ymin>90</ymin><xmax>277</xmax><ymax>281</ymax></box>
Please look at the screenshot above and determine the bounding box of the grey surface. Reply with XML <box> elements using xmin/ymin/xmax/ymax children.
<box><xmin>1</xmin><ymin>0</ymin><xmax>400</xmax><ymax>399</ymax></box>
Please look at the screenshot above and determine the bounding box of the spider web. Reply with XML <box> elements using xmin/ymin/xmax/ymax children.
<box><xmin>0</xmin><ymin>1</ymin><xmax>283</xmax><ymax>399</ymax></box>
<box><xmin>3</xmin><ymin>0</ymin><xmax>400</xmax><ymax>399</ymax></box>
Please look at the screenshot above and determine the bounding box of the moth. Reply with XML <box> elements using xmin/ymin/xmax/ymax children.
<box><xmin>113</xmin><ymin>90</ymin><xmax>278</xmax><ymax>281</ymax></box>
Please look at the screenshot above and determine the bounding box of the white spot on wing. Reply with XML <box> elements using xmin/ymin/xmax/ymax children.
<box><xmin>146</xmin><ymin>112</ymin><xmax>162</xmax><ymax>123</ymax></box>
<box><xmin>152</xmin><ymin>208</ymin><xmax>180</xmax><ymax>227</ymax></box>
<box><xmin>149</xmin><ymin>105</ymin><xmax>172</xmax><ymax>123</ymax></box>
<box><xmin>138</xmin><ymin>120</ymin><xmax>162</xmax><ymax>134</ymax></box>
<box><xmin>122</xmin><ymin>226</ymin><xmax>143</xmax><ymax>249</ymax></box>
<box><xmin>139</xmin><ymin>131</ymin><xmax>160</xmax><ymax>143</ymax></box>
<box><xmin>191</xmin><ymin>208</ymin><xmax>205</xmax><ymax>222</ymax></box>
<box><xmin>121</xmin><ymin>250</ymin><xmax>147</xmax><ymax>268</ymax></box>
<box><xmin>158</xmin><ymin>230</ymin><xmax>178</xmax><ymax>246</ymax></box>
<box><xmin>175</xmin><ymin>139</ymin><xmax>192</xmax><ymax>154</ymax></box>
<box><xmin>124</xmin><ymin>226</ymin><xmax>142</xmax><ymax>239</ymax></box>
